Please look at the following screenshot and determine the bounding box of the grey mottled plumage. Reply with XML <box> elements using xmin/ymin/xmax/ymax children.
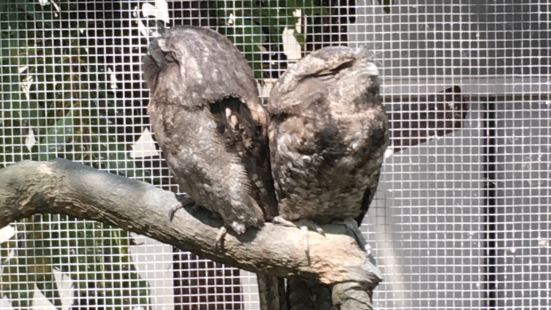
<box><xmin>143</xmin><ymin>27</ymin><xmax>277</xmax><ymax>235</ymax></box>
<box><xmin>268</xmin><ymin>46</ymin><xmax>389</xmax><ymax>225</ymax></box>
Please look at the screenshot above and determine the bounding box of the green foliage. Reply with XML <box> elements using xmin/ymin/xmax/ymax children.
<box><xmin>1</xmin><ymin>2</ymin><xmax>151</xmax><ymax>308</ymax></box>
<box><xmin>210</xmin><ymin>0</ymin><xmax>330</xmax><ymax>77</ymax></box>
<box><xmin>1</xmin><ymin>216</ymin><xmax>150</xmax><ymax>309</ymax></box>
<box><xmin>0</xmin><ymin>1</ymin><xmax>147</xmax><ymax>175</ymax></box>
<box><xmin>209</xmin><ymin>1</ymin><xmax>391</xmax><ymax>77</ymax></box>
<box><xmin>1</xmin><ymin>0</ymin><xmax>395</xmax><ymax>307</ymax></box>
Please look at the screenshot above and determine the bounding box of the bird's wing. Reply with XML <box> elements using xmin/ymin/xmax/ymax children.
<box><xmin>356</xmin><ymin>170</ymin><xmax>382</xmax><ymax>225</ymax></box>
<box><xmin>144</xmin><ymin>27</ymin><xmax>277</xmax><ymax>224</ymax></box>
<box><xmin>208</xmin><ymin>97</ymin><xmax>279</xmax><ymax>220</ymax></box>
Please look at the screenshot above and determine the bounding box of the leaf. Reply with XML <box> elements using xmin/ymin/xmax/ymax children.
<box><xmin>301</xmin><ymin>1</ymin><xmax>330</xmax><ymax>16</ymax></box>
<box><xmin>1</xmin><ymin>2</ymin><xmax>151</xmax><ymax>307</ymax></box>
<box><xmin>129</xmin><ymin>128</ymin><xmax>160</xmax><ymax>159</ymax></box>
<box><xmin>64</xmin><ymin>222</ymin><xmax>150</xmax><ymax>308</ymax></box>
<box><xmin>1</xmin><ymin>261</ymin><xmax>34</xmax><ymax>310</ymax></box>
<box><xmin>141</xmin><ymin>0</ymin><xmax>170</xmax><ymax>24</ymax></box>
<box><xmin>1</xmin><ymin>217</ymin><xmax>62</xmax><ymax>309</ymax></box>
<box><xmin>282</xmin><ymin>28</ymin><xmax>302</xmax><ymax>60</ymax></box>
<box><xmin>34</xmin><ymin>270</ymin><xmax>63</xmax><ymax>309</ymax></box>
<box><xmin>43</xmin><ymin>217</ymin><xmax>151</xmax><ymax>308</ymax></box>
<box><xmin>0</xmin><ymin>226</ymin><xmax>15</xmax><ymax>244</ymax></box>
<box><xmin>27</xmin><ymin>216</ymin><xmax>63</xmax><ymax>309</ymax></box>
<box><xmin>0</xmin><ymin>235</ymin><xmax>16</xmax><ymax>267</ymax></box>
<box><xmin>294</xmin><ymin>31</ymin><xmax>305</xmax><ymax>46</ymax></box>
<box><xmin>229</xmin><ymin>17</ymin><xmax>265</xmax><ymax>78</ymax></box>
<box><xmin>377</xmin><ymin>0</ymin><xmax>393</xmax><ymax>14</ymax></box>
<box><xmin>25</xmin><ymin>128</ymin><xmax>37</xmax><ymax>154</ymax></box>
<box><xmin>38</xmin><ymin>110</ymin><xmax>75</xmax><ymax>160</ymax></box>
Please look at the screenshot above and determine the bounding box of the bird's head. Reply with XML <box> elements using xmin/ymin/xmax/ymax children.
<box><xmin>269</xmin><ymin>46</ymin><xmax>381</xmax><ymax>115</ymax></box>
<box><xmin>142</xmin><ymin>28</ymin><xmax>201</xmax><ymax>93</ymax></box>
<box><xmin>330</xmin><ymin>49</ymin><xmax>381</xmax><ymax>106</ymax></box>
<box><xmin>142</xmin><ymin>36</ymin><xmax>174</xmax><ymax>93</ymax></box>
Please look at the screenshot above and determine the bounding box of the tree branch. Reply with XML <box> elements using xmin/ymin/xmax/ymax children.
<box><xmin>0</xmin><ymin>160</ymin><xmax>381</xmax><ymax>297</ymax></box>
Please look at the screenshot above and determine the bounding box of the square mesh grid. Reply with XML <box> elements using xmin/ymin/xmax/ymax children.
<box><xmin>1</xmin><ymin>0</ymin><xmax>550</xmax><ymax>309</ymax></box>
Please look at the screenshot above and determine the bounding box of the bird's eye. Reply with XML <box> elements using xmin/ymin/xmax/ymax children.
<box><xmin>316</xmin><ymin>71</ymin><xmax>334</xmax><ymax>78</ymax></box>
<box><xmin>316</xmin><ymin>73</ymin><xmax>335</xmax><ymax>81</ymax></box>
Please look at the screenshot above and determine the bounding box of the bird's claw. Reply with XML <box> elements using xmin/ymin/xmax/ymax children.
<box><xmin>168</xmin><ymin>206</ymin><xmax>179</xmax><ymax>221</ymax></box>
<box><xmin>214</xmin><ymin>226</ymin><xmax>227</xmax><ymax>250</ymax></box>
<box><xmin>273</xmin><ymin>216</ymin><xmax>326</xmax><ymax>265</ymax></box>
<box><xmin>299</xmin><ymin>225</ymin><xmax>311</xmax><ymax>264</ymax></box>
<box><xmin>272</xmin><ymin>216</ymin><xmax>296</xmax><ymax>227</ymax></box>
<box><xmin>313</xmin><ymin>225</ymin><xmax>325</xmax><ymax>235</ymax></box>
<box><xmin>273</xmin><ymin>216</ymin><xmax>325</xmax><ymax>235</ymax></box>
<box><xmin>297</xmin><ymin>219</ymin><xmax>325</xmax><ymax>236</ymax></box>
<box><xmin>168</xmin><ymin>194</ymin><xmax>197</xmax><ymax>221</ymax></box>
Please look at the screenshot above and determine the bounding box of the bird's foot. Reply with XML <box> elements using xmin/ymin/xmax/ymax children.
<box><xmin>295</xmin><ymin>220</ymin><xmax>327</xmax><ymax>265</ymax></box>
<box><xmin>299</xmin><ymin>225</ymin><xmax>311</xmax><ymax>264</ymax></box>
<box><xmin>273</xmin><ymin>216</ymin><xmax>325</xmax><ymax>265</ymax></box>
<box><xmin>273</xmin><ymin>216</ymin><xmax>325</xmax><ymax>235</ymax></box>
<box><xmin>214</xmin><ymin>226</ymin><xmax>227</xmax><ymax>250</ymax></box>
<box><xmin>272</xmin><ymin>216</ymin><xmax>296</xmax><ymax>227</ymax></box>
<box><xmin>168</xmin><ymin>194</ymin><xmax>197</xmax><ymax>221</ymax></box>
<box><xmin>296</xmin><ymin>219</ymin><xmax>325</xmax><ymax>235</ymax></box>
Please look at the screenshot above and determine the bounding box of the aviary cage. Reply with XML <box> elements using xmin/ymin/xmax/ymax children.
<box><xmin>0</xmin><ymin>0</ymin><xmax>549</xmax><ymax>309</ymax></box>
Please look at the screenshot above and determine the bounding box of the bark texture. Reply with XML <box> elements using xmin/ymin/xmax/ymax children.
<box><xmin>0</xmin><ymin>159</ymin><xmax>381</xmax><ymax>309</ymax></box>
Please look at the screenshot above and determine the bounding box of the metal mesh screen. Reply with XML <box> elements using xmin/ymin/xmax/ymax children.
<box><xmin>0</xmin><ymin>0</ymin><xmax>549</xmax><ymax>309</ymax></box>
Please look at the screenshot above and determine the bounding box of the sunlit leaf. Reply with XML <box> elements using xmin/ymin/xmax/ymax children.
<box><xmin>0</xmin><ymin>226</ymin><xmax>15</xmax><ymax>244</ymax></box>
<box><xmin>34</xmin><ymin>270</ymin><xmax>63</xmax><ymax>309</ymax></box>
<box><xmin>282</xmin><ymin>27</ymin><xmax>302</xmax><ymax>60</ymax></box>
<box><xmin>141</xmin><ymin>0</ymin><xmax>170</xmax><ymax>24</ymax></box>
<box><xmin>293</xmin><ymin>31</ymin><xmax>305</xmax><ymax>46</ymax></box>
<box><xmin>130</xmin><ymin>128</ymin><xmax>160</xmax><ymax>159</ymax></box>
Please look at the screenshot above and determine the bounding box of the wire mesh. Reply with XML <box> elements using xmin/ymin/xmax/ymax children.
<box><xmin>0</xmin><ymin>0</ymin><xmax>549</xmax><ymax>309</ymax></box>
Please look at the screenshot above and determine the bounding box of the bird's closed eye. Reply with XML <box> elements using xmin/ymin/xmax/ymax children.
<box><xmin>312</xmin><ymin>61</ymin><xmax>355</xmax><ymax>81</ymax></box>
<box><xmin>321</xmin><ymin>61</ymin><xmax>355</xmax><ymax>76</ymax></box>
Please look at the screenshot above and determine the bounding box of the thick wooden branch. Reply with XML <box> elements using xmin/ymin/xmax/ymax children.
<box><xmin>0</xmin><ymin>160</ymin><xmax>381</xmax><ymax>293</ymax></box>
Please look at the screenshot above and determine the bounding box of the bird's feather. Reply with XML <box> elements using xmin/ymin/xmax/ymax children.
<box><xmin>144</xmin><ymin>27</ymin><xmax>277</xmax><ymax>233</ymax></box>
<box><xmin>268</xmin><ymin>46</ymin><xmax>389</xmax><ymax>223</ymax></box>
